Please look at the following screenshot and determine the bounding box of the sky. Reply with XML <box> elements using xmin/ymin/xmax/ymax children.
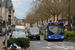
<box><xmin>11</xmin><ymin>0</ymin><xmax>33</xmax><ymax>19</ymax></box>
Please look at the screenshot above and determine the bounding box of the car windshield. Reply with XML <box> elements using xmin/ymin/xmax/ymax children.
<box><xmin>15</xmin><ymin>29</ymin><xmax>25</xmax><ymax>32</ymax></box>
<box><xmin>29</xmin><ymin>28</ymin><xmax>39</xmax><ymax>34</ymax></box>
<box><xmin>49</xmin><ymin>26</ymin><xmax>63</xmax><ymax>35</ymax></box>
<box><xmin>12</xmin><ymin>32</ymin><xmax>26</xmax><ymax>38</ymax></box>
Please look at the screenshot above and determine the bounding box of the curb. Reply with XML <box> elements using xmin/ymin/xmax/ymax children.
<box><xmin>26</xmin><ymin>47</ymin><xmax>31</xmax><ymax>50</ymax></box>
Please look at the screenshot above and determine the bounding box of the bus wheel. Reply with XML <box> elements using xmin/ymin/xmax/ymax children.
<box><xmin>60</xmin><ymin>39</ymin><xmax>63</xmax><ymax>41</ymax></box>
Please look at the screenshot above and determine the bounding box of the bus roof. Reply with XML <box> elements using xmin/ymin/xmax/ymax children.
<box><xmin>48</xmin><ymin>22</ymin><xmax>64</xmax><ymax>23</ymax></box>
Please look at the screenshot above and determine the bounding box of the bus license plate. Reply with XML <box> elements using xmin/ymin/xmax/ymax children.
<box><xmin>55</xmin><ymin>38</ymin><xmax>58</xmax><ymax>39</ymax></box>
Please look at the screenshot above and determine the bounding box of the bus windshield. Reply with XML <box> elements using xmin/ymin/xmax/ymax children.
<box><xmin>49</xmin><ymin>26</ymin><xmax>63</xmax><ymax>35</ymax></box>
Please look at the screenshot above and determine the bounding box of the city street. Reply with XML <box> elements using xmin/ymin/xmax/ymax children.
<box><xmin>0</xmin><ymin>34</ymin><xmax>75</xmax><ymax>50</ymax></box>
<box><xmin>30</xmin><ymin>36</ymin><xmax>75</xmax><ymax>50</ymax></box>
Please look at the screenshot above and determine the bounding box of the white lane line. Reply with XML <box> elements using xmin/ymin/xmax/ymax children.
<box><xmin>50</xmin><ymin>43</ymin><xmax>68</xmax><ymax>50</ymax></box>
<box><xmin>58</xmin><ymin>41</ymin><xmax>63</xmax><ymax>43</ymax></box>
<box><xmin>42</xmin><ymin>46</ymin><xmax>52</xmax><ymax>49</ymax></box>
<box><xmin>35</xmin><ymin>42</ymin><xmax>41</xmax><ymax>43</ymax></box>
<box><xmin>48</xmin><ymin>42</ymin><xmax>50</xmax><ymax>46</ymax></box>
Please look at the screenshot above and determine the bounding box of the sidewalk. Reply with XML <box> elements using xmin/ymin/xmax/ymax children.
<box><xmin>0</xmin><ymin>33</ymin><xmax>11</xmax><ymax>50</ymax></box>
<box><xmin>0</xmin><ymin>36</ymin><xmax>5</xmax><ymax>50</ymax></box>
<box><xmin>0</xmin><ymin>33</ymin><xmax>30</xmax><ymax>50</ymax></box>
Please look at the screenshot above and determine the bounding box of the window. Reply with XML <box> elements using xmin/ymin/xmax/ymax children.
<box><xmin>49</xmin><ymin>26</ymin><xmax>63</xmax><ymax>35</ymax></box>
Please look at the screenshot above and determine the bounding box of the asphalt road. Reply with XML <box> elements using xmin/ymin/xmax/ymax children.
<box><xmin>30</xmin><ymin>36</ymin><xmax>75</xmax><ymax>50</ymax></box>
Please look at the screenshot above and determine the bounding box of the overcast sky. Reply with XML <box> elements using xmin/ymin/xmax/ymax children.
<box><xmin>12</xmin><ymin>0</ymin><xmax>33</xmax><ymax>19</ymax></box>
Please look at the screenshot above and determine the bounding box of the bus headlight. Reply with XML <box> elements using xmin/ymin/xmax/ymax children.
<box><xmin>48</xmin><ymin>36</ymin><xmax>51</xmax><ymax>38</ymax></box>
<box><xmin>61</xmin><ymin>36</ymin><xmax>64</xmax><ymax>38</ymax></box>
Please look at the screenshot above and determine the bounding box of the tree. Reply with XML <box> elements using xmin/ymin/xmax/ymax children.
<box><xmin>25</xmin><ymin>13</ymin><xmax>36</xmax><ymax>27</ymax></box>
<box><xmin>26</xmin><ymin>0</ymin><xmax>75</xmax><ymax>30</ymax></box>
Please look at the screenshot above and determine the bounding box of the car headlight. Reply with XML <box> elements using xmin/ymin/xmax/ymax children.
<box><xmin>48</xmin><ymin>36</ymin><xmax>51</xmax><ymax>38</ymax></box>
<box><xmin>61</xmin><ymin>36</ymin><xmax>64</xmax><ymax>38</ymax></box>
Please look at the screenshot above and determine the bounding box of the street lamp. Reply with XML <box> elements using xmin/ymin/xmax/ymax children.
<box><xmin>5</xmin><ymin>0</ymin><xmax>8</xmax><ymax>50</ymax></box>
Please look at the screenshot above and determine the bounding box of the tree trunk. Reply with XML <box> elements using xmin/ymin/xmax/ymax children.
<box><xmin>47</xmin><ymin>18</ymin><xmax>48</xmax><ymax>23</ymax></box>
<box><xmin>68</xmin><ymin>0</ymin><xmax>71</xmax><ymax>31</ymax></box>
<box><xmin>54</xmin><ymin>15</ymin><xmax>55</xmax><ymax>22</ymax></box>
<box><xmin>30</xmin><ymin>23</ymin><xmax>32</xmax><ymax>27</ymax></box>
<box><xmin>62</xmin><ymin>9</ymin><xmax>63</xmax><ymax>21</ymax></box>
<box><xmin>37</xmin><ymin>20</ymin><xmax>38</xmax><ymax>27</ymax></box>
<box><xmin>57</xmin><ymin>13</ymin><xmax>58</xmax><ymax>21</ymax></box>
<box><xmin>42</xmin><ymin>20</ymin><xmax>43</xmax><ymax>26</ymax></box>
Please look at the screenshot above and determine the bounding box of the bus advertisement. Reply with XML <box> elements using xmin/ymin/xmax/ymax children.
<box><xmin>44</xmin><ymin>22</ymin><xmax>64</xmax><ymax>41</ymax></box>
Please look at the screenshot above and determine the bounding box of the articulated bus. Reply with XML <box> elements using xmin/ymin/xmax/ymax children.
<box><xmin>43</xmin><ymin>22</ymin><xmax>64</xmax><ymax>41</ymax></box>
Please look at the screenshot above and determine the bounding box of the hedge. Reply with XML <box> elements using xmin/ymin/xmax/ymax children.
<box><xmin>40</xmin><ymin>31</ymin><xmax>43</xmax><ymax>35</ymax></box>
<box><xmin>65</xmin><ymin>31</ymin><xmax>75</xmax><ymax>41</ymax></box>
<box><xmin>3</xmin><ymin>38</ymin><xmax>30</xmax><ymax>48</ymax></box>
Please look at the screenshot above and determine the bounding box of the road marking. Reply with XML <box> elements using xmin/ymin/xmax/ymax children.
<box><xmin>50</xmin><ymin>43</ymin><xmax>68</xmax><ymax>50</ymax></box>
<box><xmin>35</xmin><ymin>42</ymin><xmax>41</xmax><ymax>43</ymax></box>
<box><xmin>58</xmin><ymin>41</ymin><xmax>62</xmax><ymax>43</ymax></box>
<box><xmin>43</xmin><ymin>46</ymin><xmax>52</xmax><ymax>49</ymax></box>
<box><xmin>48</xmin><ymin>42</ymin><xmax>50</xmax><ymax>46</ymax></box>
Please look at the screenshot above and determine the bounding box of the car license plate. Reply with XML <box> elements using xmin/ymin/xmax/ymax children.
<box><xmin>33</xmin><ymin>37</ymin><xmax>36</xmax><ymax>38</ymax></box>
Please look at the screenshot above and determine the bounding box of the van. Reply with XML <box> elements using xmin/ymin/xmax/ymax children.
<box><xmin>28</xmin><ymin>27</ymin><xmax>40</xmax><ymax>40</ymax></box>
<box><xmin>10</xmin><ymin>25</ymin><xmax>26</xmax><ymax>38</ymax></box>
<box><xmin>14</xmin><ymin>25</ymin><xmax>26</xmax><ymax>32</ymax></box>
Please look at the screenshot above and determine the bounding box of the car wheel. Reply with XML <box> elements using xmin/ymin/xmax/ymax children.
<box><xmin>38</xmin><ymin>38</ymin><xmax>40</xmax><ymax>40</ymax></box>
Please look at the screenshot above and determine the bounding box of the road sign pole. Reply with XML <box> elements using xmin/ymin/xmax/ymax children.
<box><xmin>5</xmin><ymin>0</ymin><xmax>8</xmax><ymax>50</ymax></box>
<box><xmin>5</xmin><ymin>22</ymin><xmax>7</xmax><ymax>50</ymax></box>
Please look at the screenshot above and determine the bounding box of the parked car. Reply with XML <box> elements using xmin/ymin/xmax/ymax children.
<box><xmin>28</xmin><ymin>27</ymin><xmax>40</xmax><ymax>40</ymax></box>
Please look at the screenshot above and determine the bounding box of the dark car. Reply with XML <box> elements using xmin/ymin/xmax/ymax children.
<box><xmin>28</xmin><ymin>27</ymin><xmax>40</xmax><ymax>40</ymax></box>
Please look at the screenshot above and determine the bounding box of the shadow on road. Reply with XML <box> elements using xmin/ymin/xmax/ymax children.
<box><xmin>30</xmin><ymin>39</ymin><xmax>40</xmax><ymax>41</ymax></box>
<box><xmin>45</xmin><ymin>39</ymin><xmax>64</xmax><ymax>42</ymax></box>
